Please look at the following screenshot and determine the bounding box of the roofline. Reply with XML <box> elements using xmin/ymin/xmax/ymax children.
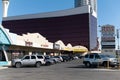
<box><xmin>3</xmin><ymin>6</ymin><xmax>91</xmax><ymax>21</ymax></box>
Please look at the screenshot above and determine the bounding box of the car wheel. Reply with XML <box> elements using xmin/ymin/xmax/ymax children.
<box><xmin>85</xmin><ymin>62</ymin><xmax>91</xmax><ymax>67</ymax></box>
<box><xmin>15</xmin><ymin>62</ymin><xmax>21</xmax><ymax>68</ymax></box>
<box><xmin>36</xmin><ymin>62</ymin><xmax>41</xmax><ymax>68</ymax></box>
<box><xmin>53</xmin><ymin>60</ymin><xmax>57</xmax><ymax>64</ymax></box>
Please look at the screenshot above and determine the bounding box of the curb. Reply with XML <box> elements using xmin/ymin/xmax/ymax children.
<box><xmin>92</xmin><ymin>68</ymin><xmax>120</xmax><ymax>72</ymax></box>
<box><xmin>0</xmin><ymin>67</ymin><xmax>8</xmax><ymax>70</ymax></box>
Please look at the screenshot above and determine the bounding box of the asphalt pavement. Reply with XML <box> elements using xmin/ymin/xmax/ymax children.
<box><xmin>0</xmin><ymin>59</ymin><xmax>120</xmax><ymax>80</ymax></box>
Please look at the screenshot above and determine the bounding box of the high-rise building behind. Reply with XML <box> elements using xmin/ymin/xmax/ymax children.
<box><xmin>75</xmin><ymin>0</ymin><xmax>97</xmax><ymax>17</ymax></box>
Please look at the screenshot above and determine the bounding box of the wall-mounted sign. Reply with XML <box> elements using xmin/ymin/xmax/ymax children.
<box><xmin>53</xmin><ymin>43</ymin><xmax>60</xmax><ymax>50</ymax></box>
<box><xmin>25</xmin><ymin>41</ymin><xmax>33</xmax><ymax>46</ymax></box>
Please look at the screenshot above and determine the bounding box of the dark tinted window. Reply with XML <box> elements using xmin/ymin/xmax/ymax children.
<box><xmin>89</xmin><ymin>54</ymin><xmax>94</xmax><ymax>59</ymax></box>
<box><xmin>95</xmin><ymin>54</ymin><xmax>100</xmax><ymax>59</ymax></box>
<box><xmin>24</xmin><ymin>56</ymin><xmax>30</xmax><ymax>59</ymax></box>
<box><xmin>45</xmin><ymin>57</ymin><xmax>50</xmax><ymax>59</ymax></box>
<box><xmin>37</xmin><ymin>56</ymin><xmax>43</xmax><ymax>59</ymax></box>
<box><xmin>85</xmin><ymin>54</ymin><xmax>89</xmax><ymax>58</ymax></box>
<box><xmin>54</xmin><ymin>56</ymin><xmax>59</xmax><ymax>58</ymax></box>
<box><xmin>31</xmin><ymin>56</ymin><xmax>36</xmax><ymax>59</ymax></box>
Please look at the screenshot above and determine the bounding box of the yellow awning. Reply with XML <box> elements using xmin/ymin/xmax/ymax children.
<box><xmin>64</xmin><ymin>45</ymin><xmax>88</xmax><ymax>53</ymax></box>
<box><xmin>64</xmin><ymin>47</ymin><xmax>73</xmax><ymax>51</ymax></box>
<box><xmin>72</xmin><ymin>46</ymin><xmax>88</xmax><ymax>53</ymax></box>
<box><xmin>73</xmin><ymin>48</ymin><xmax>88</xmax><ymax>53</ymax></box>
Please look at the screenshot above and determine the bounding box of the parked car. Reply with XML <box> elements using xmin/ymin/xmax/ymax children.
<box><xmin>73</xmin><ymin>56</ymin><xmax>79</xmax><ymax>60</ymax></box>
<box><xmin>45</xmin><ymin>56</ymin><xmax>55</xmax><ymax>66</ymax></box>
<box><xmin>12</xmin><ymin>55</ymin><xmax>46</xmax><ymax>68</ymax></box>
<box><xmin>54</xmin><ymin>56</ymin><xmax>63</xmax><ymax>62</ymax></box>
<box><xmin>83</xmin><ymin>53</ymin><xmax>119</xmax><ymax>67</ymax></box>
<box><xmin>61</xmin><ymin>56</ymin><xmax>71</xmax><ymax>62</ymax></box>
<box><xmin>51</xmin><ymin>56</ymin><xmax>63</xmax><ymax>63</ymax></box>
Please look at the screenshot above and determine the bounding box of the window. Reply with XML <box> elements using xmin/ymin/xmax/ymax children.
<box><xmin>95</xmin><ymin>54</ymin><xmax>100</xmax><ymax>59</ymax></box>
<box><xmin>24</xmin><ymin>56</ymin><xmax>30</xmax><ymax>59</ymax></box>
<box><xmin>31</xmin><ymin>56</ymin><xmax>36</xmax><ymax>59</ymax></box>
<box><xmin>89</xmin><ymin>54</ymin><xmax>94</xmax><ymax>59</ymax></box>
<box><xmin>88</xmin><ymin>0</ymin><xmax>91</xmax><ymax>5</ymax></box>
<box><xmin>85</xmin><ymin>54</ymin><xmax>89</xmax><ymax>58</ymax></box>
<box><xmin>37</xmin><ymin>56</ymin><xmax>43</xmax><ymax>59</ymax></box>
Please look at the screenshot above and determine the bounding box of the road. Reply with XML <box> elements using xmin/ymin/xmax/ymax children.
<box><xmin>0</xmin><ymin>59</ymin><xmax>120</xmax><ymax>80</ymax></box>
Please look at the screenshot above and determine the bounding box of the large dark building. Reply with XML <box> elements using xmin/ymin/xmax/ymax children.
<box><xmin>2</xmin><ymin>6</ymin><xmax>97</xmax><ymax>50</ymax></box>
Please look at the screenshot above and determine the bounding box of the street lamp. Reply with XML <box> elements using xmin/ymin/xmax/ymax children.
<box><xmin>117</xmin><ymin>29</ymin><xmax>120</xmax><ymax>50</ymax></box>
<box><xmin>116</xmin><ymin>29</ymin><xmax>120</xmax><ymax>68</ymax></box>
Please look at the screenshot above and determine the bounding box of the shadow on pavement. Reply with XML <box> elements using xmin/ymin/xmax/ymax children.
<box><xmin>67</xmin><ymin>65</ymin><xmax>89</xmax><ymax>69</ymax></box>
<box><xmin>67</xmin><ymin>65</ymin><xmax>120</xmax><ymax>70</ymax></box>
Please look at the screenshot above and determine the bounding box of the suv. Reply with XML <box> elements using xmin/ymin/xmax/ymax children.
<box><xmin>12</xmin><ymin>55</ymin><xmax>46</xmax><ymax>68</ymax></box>
<box><xmin>83</xmin><ymin>53</ymin><xmax>119</xmax><ymax>67</ymax></box>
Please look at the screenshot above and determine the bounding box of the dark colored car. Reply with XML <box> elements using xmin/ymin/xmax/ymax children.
<box><xmin>61</xmin><ymin>56</ymin><xmax>71</xmax><ymax>62</ymax></box>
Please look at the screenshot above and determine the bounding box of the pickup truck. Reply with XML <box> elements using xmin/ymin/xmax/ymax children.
<box><xmin>12</xmin><ymin>55</ymin><xmax>46</xmax><ymax>68</ymax></box>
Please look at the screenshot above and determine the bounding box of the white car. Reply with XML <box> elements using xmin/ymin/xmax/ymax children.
<box><xmin>52</xmin><ymin>56</ymin><xmax>63</xmax><ymax>63</ymax></box>
<box><xmin>83</xmin><ymin>53</ymin><xmax>119</xmax><ymax>67</ymax></box>
<box><xmin>12</xmin><ymin>55</ymin><xmax>46</xmax><ymax>68</ymax></box>
<box><xmin>44</xmin><ymin>56</ymin><xmax>55</xmax><ymax>66</ymax></box>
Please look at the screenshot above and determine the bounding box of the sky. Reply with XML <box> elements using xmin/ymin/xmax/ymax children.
<box><xmin>0</xmin><ymin>0</ymin><xmax>120</xmax><ymax>48</ymax></box>
<box><xmin>0</xmin><ymin>0</ymin><xmax>120</xmax><ymax>28</ymax></box>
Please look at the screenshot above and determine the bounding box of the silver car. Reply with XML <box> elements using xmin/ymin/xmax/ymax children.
<box><xmin>12</xmin><ymin>55</ymin><xmax>46</xmax><ymax>68</ymax></box>
<box><xmin>83</xmin><ymin>53</ymin><xmax>119</xmax><ymax>67</ymax></box>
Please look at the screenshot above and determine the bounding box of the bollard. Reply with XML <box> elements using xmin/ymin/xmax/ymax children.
<box><xmin>107</xmin><ymin>61</ymin><xmax>109</xmax><ymax>69</ymax></box>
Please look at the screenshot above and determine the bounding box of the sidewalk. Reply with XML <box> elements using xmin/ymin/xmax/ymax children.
<box><xmin>0</xmin><ymin>61</ymin><xmax>11</xmax><ymax>70</ymax></box>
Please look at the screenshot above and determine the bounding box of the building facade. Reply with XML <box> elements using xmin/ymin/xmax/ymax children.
<box><xmin>2</xmin><ymin>5</ymin><xmax>97</xmax><ymax>50</ymax></box>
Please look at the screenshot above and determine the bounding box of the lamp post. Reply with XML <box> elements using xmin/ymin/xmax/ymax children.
<box><xmin>116</xmin><ymin>29</ymin><xmax>120</xmax><ymax>68</ymax></box>
<box><xmin>117</xmin><ymin>29</ymin><xmax>120</xmax><ymax>50</ymax></box>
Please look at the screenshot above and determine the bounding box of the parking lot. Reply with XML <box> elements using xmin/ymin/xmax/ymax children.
<box><xmin>0</xmin><ymin>59</ymin><xmax>120</xmax><ymax>80</ymax></box>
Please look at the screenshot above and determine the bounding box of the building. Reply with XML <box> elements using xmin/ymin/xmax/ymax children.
<box><xmin>75</xmin><ymin>0</ymin><xmax>97</xmax><ymax>13</ymax></box>
<box><xmin>2</xmin><ymin>6</ymin><xmax>97</xmax><ymax>51</ymax></box>
<box><xmin>0</xmin><ymin>24</ymin><xmax>61</xmax><ymax>66</ymax></box>
<box><xmin>1</xmin><ymin>0</ymin><xmax>98</xmax><ymax>51</ymax></box>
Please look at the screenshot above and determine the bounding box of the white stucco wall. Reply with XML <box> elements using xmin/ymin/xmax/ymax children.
<box><xmin>16</xmin><ymin>33</ymin><xmax>53</xmax><ymax>49</ymax></box>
